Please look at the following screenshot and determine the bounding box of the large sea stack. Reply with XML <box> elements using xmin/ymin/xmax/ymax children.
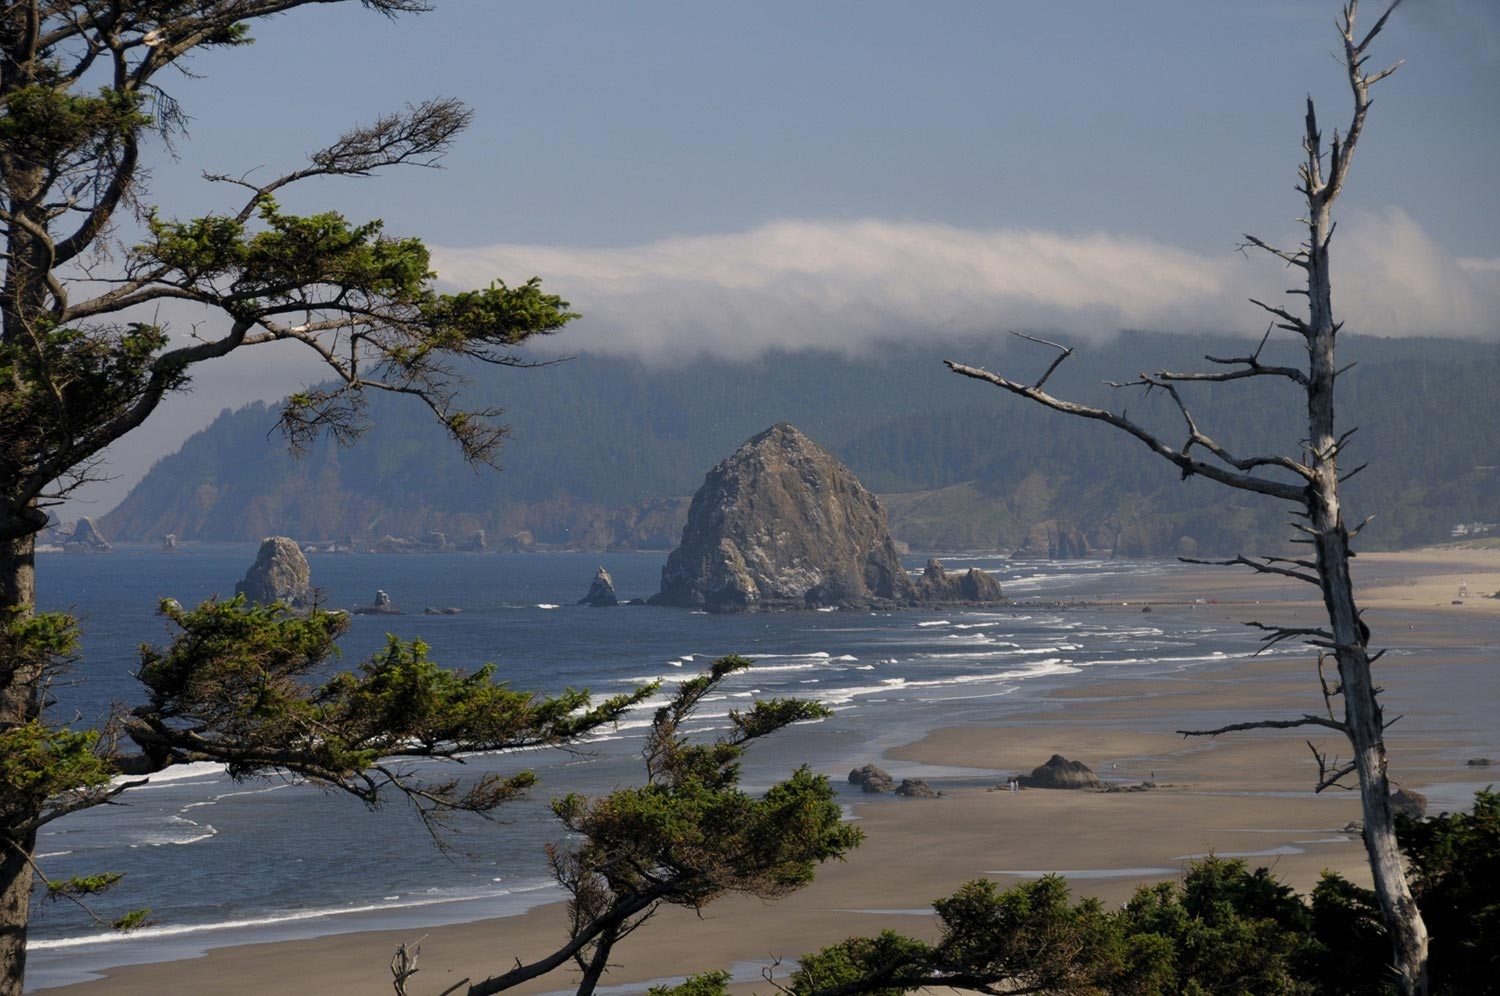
<box><xmin>651</xmin><ymin>424</ymin><xmax>1002</xmax><ymax>612</ymax></box>
<box><xmin>235</xmin><ymin>536</ymin><xmax>312</xmax><ymax>608</ymax></box>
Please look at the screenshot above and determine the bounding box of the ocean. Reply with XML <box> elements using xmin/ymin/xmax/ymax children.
<box><xmin>26</xmin><ymin>547</ymin><xmax>1289</xmax><ymax>989</ymax></box>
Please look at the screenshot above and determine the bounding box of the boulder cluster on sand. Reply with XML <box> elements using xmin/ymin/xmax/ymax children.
<box><xmin>848</xmin><ymin>765</ymin><xmax>939</xmax><ymax>798</ymax></box>
<box><xmin>234</xmin><ymin>537</ymin><xmax>312</xmax><ymax>609</ymax></box>
<box><xmin>578</xmin><ymin>566</ymin><xmax>619</xmax><ymax>607</ymax></box>
<box><xmin>651</xmin><ymin>424</ymin><xmax>1004</xmax><ymax>612</ymax></box>
<box><xmin>1018</xmin><ymin>754</ymin><xmax>1101</xmax><ymax>790</ymax></box>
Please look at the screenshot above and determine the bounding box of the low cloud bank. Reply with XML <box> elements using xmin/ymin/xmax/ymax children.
<box><xmin>433</xmin><ymin>208</ymin><xmax>1499</xmax><ymax>360</ymax></box>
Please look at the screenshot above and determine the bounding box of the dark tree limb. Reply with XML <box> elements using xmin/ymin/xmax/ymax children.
<box><xmin>945</xmin><ymin>361</ymin><xmax>1306</xmax><ymax>502</ymax></box>
<box><xmin>1179</xmin><ymin>715</ymin><xmax>1348</xmax><ymax>738</ymax></box>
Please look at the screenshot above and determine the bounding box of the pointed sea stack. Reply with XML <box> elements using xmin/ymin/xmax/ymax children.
<box><xmin>651</xmin><ymin>423</ymin><xmax>1002</xmax><ymax>612</ymax></box>
<box><xmin>235</xmin><ymin>536</ymin><xmax>312</xmax><ymax>608</ymax></box>
<box><xmin>578</xmin><ymin>566</ymin><xmax>619</xmax><ymax>607</ymax></box>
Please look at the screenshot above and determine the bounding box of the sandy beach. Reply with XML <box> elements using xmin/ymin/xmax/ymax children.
<box><xmin>39</xmin><ymin>549</ymin><xmax>1500</xmax><ymax>996</ymax></box>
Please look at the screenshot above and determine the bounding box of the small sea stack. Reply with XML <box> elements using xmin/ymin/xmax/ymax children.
<box><xmin>354</xmin><ymin>589</ymin><xmax>401</xmax><ymax>615</ymax></box>
<box><xmin>578</xmin><ymin>566</ymin><xmax>619</xmax><ymax>607</ymax></box>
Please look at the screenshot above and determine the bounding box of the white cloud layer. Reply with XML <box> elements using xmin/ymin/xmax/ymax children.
<box><xmin>433</xmin><ymin>208</ymin><xmax>1500</xmax><ymax>360</ymax></box>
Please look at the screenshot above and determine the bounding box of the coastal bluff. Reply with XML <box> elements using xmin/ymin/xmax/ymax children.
<box><xmin>651</xmin><ymin>423</ymin><xmax>1003</xmax><ymax>612</ymax></box>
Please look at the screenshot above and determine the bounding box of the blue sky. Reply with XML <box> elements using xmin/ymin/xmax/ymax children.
<box><xmin>156</xmin><ymin>1</ymin><xmax>1497</xmax><ymax>255</ymax></box>
<box><xmin>61</xmin><ymin>0</ymin><xmax>1500</xmax><ymax>515</ymax></box>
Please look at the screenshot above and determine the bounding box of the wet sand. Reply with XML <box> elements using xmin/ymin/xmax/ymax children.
<box><xmin>41</xmin><ymin>550</ymin><xmax>1500</xmax><ymax>996</ymax></box>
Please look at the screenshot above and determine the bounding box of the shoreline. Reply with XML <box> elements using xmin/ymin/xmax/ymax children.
<box><xmin>33</xmin><ymin>550</ymin><xmax>1499</xmax><ymax>996</ymax></box>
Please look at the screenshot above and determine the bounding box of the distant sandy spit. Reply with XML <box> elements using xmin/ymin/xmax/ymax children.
<box><xmin>42</xmin><ymin>554</ymin><xmax>1499</xmax><ymax>996</ymax></box>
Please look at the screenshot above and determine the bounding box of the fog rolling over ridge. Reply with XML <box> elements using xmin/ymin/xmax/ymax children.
<box><xmin>99</xmin><ymin>332</ymin><xmax>1499</xmax><ymax>556</ymax></box>
<box><xmin>432</xmin><ymin>211</ymin><xmax>1500</xmax><ymax>361</ymax></box>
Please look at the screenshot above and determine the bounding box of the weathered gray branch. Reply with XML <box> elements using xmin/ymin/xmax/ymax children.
<box><xmin>945</xmin><ymin>361</ymin><xmax>1306</xmax><ymax>502</ymax></box>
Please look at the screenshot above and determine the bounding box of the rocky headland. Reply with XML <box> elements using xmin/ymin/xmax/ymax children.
<box><xmin>650</xmin><ymin>424</ymin><xmax>1004</xmax><ymax>612</ymax></box>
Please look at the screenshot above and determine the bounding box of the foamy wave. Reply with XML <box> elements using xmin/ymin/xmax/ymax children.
<box><xmin>27</xmin><ymin>881</ymin><xmax>559</xmax><ymax>951</ymax></box>
<box><xmin>535</xmin><ymin>603</ymin><xmax>560</xmax><ymax>610</ymax></box>
<box><xmin>135</xmin><ymin>815</ymin><xmax>216</xmax><ymax>848</ymax></box>
<box><xmin>110</xmin><ymin>761</ymin><xmax>225</xmax><ymax>791</ymax></box>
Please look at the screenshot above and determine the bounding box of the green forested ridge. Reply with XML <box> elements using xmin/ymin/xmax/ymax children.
<box><xmin>99</xmin><ymin>332</ymin><xmax>1500</xmax><ymax>553</ymax></box>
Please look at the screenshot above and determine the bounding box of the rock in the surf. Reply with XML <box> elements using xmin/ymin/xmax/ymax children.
<box><xmin>578</xmin><ymin>566</ymin><xmax>619</xmax><ymax>607</ymax></box>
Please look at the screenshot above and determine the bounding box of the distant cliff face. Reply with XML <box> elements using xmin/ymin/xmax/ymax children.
<box><xmin>653</xmin><ymin>424</ymin><xmax>917</xmax><ymax>611</ymax></box>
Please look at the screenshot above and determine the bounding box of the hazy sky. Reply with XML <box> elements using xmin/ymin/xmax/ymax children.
<box><xmin>59</xmin><ymin>0</ymin><xmax>1500</xmax><ymax>518</ymax></box>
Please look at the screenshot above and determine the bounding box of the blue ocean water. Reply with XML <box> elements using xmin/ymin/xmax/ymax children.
<box><xmin>26</xmin><ymin>548</ymin><xmax>1279</xmax><ymax>989</ymax></box>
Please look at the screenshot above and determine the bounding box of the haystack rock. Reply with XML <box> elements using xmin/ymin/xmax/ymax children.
<box><xmin>234</xmin><ymin>536</ymin><xmax>312</xmax><ymax>608</ymax></box>
<box><xmin>1018</xmin><ymin>754</ymin><xmax>1101</xmax><ymax>790</ymax></box>
<box><xmin>652</xmin><ymin>424</ymin><xmax>1001</xmax><ymax>612</ymax></box>
<box><xmin>578</xmin><ymin>566</ymin><xmax>619</xmax><ymax>607</ymax></box>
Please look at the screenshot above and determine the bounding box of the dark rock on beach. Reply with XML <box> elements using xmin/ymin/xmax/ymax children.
<box><xmin>894</xmin><ymin>778</ymin><xmax>940</xmax><ymax>799</ymax></box>
<box><xmin>234</xmin><ymin>536</ymin><xmax>312</xmax><ymax>608</ymax></box>
<box><xmin>1466</xmin><ymin>757</ymin><xmax>1495</xmax><ymax>767</ymax></box>
<box><xmin>651</xmin><ymin>423</ymin><xmax>1003</xmax><ymax>612</ymax></box>
<box><xmin>1018</xmin><ymin>754</ymin><xmax>1101</xmax><ymax>790</ymax></box>
<box><xmin>578</xmin><ymin>566</ymin><xmax>620</xmax><ymax>607</ymax></box>
<box><xmin>1389</xmin><ymin>787</ymin><xmax>1428</xmax><ymax>820</ymax></box>
<box><xmin>848</xmin><ymin>764</ymin><xmax>897</xmax><ymax>794</ymax></box>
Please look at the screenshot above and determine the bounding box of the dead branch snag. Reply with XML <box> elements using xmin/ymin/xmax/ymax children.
<box><xmin>952</xmin><ymin>2</ymin><xmax>1427</xmax><ymax>991</ymax></box>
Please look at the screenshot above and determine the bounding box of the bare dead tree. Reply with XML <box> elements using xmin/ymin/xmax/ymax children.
<box><xmin>947</xmin><ymin>2</ymin><xmax>1429</xmax><ymax>992</ymax></box>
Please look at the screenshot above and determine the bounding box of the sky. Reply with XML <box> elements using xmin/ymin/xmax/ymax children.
<box><xmin>55</xmin><ymin>0</ymin><xmax>1500</xmax><ymax>518</ymax></box>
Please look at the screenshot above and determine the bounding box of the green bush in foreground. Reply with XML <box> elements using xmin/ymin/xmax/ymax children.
<box><xmin>645</xmin><ymin>791</ymin><xmax>1498</xmax><ymax>996</ymax></box>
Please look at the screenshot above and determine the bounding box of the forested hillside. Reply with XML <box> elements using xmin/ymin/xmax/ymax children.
<box><xmin>100</xmin><ymin>332</ymin><xmax>1500</xmax><ymax>555</ymax></box>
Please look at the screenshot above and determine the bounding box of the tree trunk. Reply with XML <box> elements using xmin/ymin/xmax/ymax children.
<box><xmin>1306</xmin><ymin>200</ymin><xmax>1428</xmax><ymax>995</ymax></box>
<box><xmin>0</xmin><ymin>828</ymin><xmax>35</xmax><ymax>996</ymax></box>
<box><xmin>1</xmin><ymin>530</ymin><xmax>39</xmax><ymax>996</ymax></box>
